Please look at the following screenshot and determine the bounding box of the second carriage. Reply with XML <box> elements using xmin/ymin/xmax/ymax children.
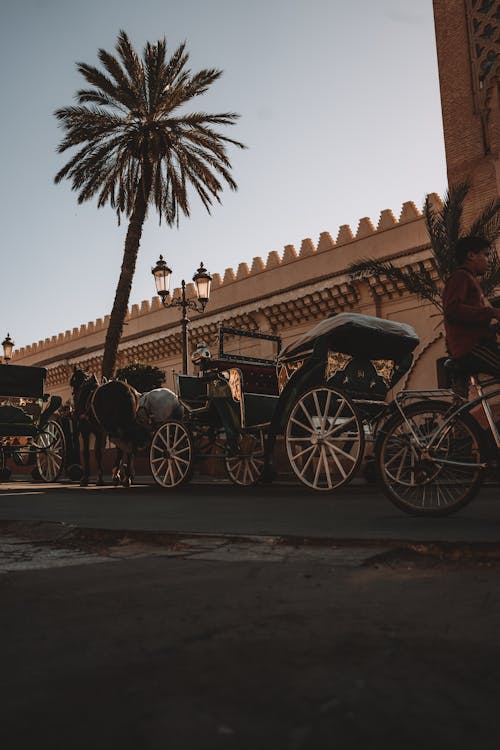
<box><xmin>0</xmin><ymin>363</ymin><xmax>65</xmax><ymax>482</ymax></box>
<box><xmin>149</xmin><ymin>312</ymin><xmax>420</xmax><ymax>491</ymax></box>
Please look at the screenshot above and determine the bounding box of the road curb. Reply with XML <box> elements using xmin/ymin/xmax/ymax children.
<box><xmin>1</xmin><ymin>518</ymin><xmax>500</xmax><ymax>563</ymax></box>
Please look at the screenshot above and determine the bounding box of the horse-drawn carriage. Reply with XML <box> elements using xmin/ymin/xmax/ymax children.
<box><xmin>149</xmin><ymin>313</ymin><xmax>419</xmax><ymax>492</ymax></box>
<box><xmin>0</xmin><ymin>313</ymin><xmax>418</xmax><ymax>490</ymax></box>
<box><xmin>0</xmin><ymin>364</ymin><xmax>65</xmax><ymax>481</ymax></box>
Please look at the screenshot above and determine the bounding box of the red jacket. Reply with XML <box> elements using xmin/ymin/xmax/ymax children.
<box><xmin>442</xmin><ymin>268</ymin><xmax>496</xmax><ymax>357</ymax></box>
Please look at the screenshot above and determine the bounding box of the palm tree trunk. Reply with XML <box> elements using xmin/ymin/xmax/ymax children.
<box><xmin>101</xmin><ymin>187</ymin><xmax>148</xmax><ymax>379</ymax></box>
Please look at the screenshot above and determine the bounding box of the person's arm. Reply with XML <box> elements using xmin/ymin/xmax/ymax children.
<box><xmin>443</xmin><ymin>272</ymin><xmax>498</xmax><ymax>326</ymax></box>
<box><xmin>478</xmin><ymin>296</ymin><xmax>500</xmax><ymax>324</ymax></box>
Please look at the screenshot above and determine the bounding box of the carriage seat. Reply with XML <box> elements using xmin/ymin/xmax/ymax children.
<box><xmin>0</xmin><ymin>405</ymin><xmax>36</xmax><ymax>437</ymax></box>
<box><xmin>201</xmin><ymin>359</ymin><xmax>279</xmax><ymax>395</ymax></box>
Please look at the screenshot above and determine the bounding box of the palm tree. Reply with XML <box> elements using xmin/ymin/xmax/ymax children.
<box><xmin>55</xmin><ymin>30</ymin><xmax>245</xmax><ymax>378</ymax></box>
<box><xmin>348</xmin><ymin>182</ymin><xmax>500</xmax><ymax>313</ymax></box>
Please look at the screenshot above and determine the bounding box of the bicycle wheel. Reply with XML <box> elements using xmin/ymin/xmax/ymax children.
<box><xmin>286</xmin><ymin>386</ymin><xmax>365</xmax><ymax>491</ymax></box>
<box><xmin>376</xmin><ymin>400</ymin><xmax>485</xmax><ymax>516</ymax></box>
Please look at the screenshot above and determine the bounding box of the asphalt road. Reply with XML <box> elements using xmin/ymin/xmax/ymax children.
<box><xmin>3</xmin><ymin>478</ymin><xmax>500</xmax><ymax>749</ymax></box>
<box><xmin>2</xmin><ymin>532</ymin><xmax>500</xmax><ymax>750</ymax></box>
<box><xmin>0</xmin><ymin>477</ymin><xmax>499</xmax><ymax>543</ymax></box>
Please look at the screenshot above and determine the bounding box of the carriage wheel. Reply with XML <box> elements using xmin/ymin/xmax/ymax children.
<box><xmin>35</xmin><ymin>420</ymin><xmax>65</xmax><ymax>482</ymax></box>
<box><xmin>194</xmin><ymin>425</ymin><xmax>226</xmax><ymax>459</ymax></box>
<box><xmin>225</xmin><ymin>430</ymin><xmax>265</xmax><ymax>486</ymax></box>
<box><xmin>150</xmin><ymin>420</ymin><xmax>194</xmax><ymax>489</ymax></box>
<box><xmin>285</xmin><ymin>386</ymin><xmax>364</xmax><ymax>492</ymax></box>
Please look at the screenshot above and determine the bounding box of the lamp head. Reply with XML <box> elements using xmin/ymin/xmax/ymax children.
<box><xmin>1</xmin><ymin>332</ymin><xmax>14</xmax><ymax>362</ymax></box>
<box><xmin>193</xmin><ymin>262</ymin><xmax>212</xmax><ymax>311</ymax></box>
<box><xmin>152</xmin><ymin>255</ymin><xmax>172</xmax><ymax>304</ymax></box>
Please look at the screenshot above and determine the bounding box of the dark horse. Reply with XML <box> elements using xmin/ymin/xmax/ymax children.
<box><xmin>70</xmin><ymin>368</ymin><xmax>107</xmax><ymax>486</ymax></box>
<box><xmin>90</xmin><ymin>378</ymin><xmax>146</xmax><ymax>487</ymax></box>
<box><xmin>70</xmin><ymin>368</ymin><xmax>182</xmax><ymax>487</ymax></box>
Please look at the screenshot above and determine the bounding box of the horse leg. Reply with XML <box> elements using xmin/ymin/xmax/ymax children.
<box><xmin>94</xmin><ymin>433</ymin><xmax>105</xmax><ymax>486</ymax></box>
<box><xmin>71</xmin><ymin>414</ymin><xmax>81</xmax><ymax>468</ymax></box>
<box><xmin>129</xmin><ymin>453</ymin><xmax>135</xmax><ymax>485</ymax></box>
<box><xmin>112</xmin><ymin>447</ymin><xmax>122</xmax><ymax>486</ymax></box>
<box><xmin>80</xmin><ymin>429</ymin><xmax>90</xmax><ymax>487</ymax></box>
<box><xmin>121</xmin><ymin>452</ymin><xmax>134</xmax><ymax>488</ymax></box>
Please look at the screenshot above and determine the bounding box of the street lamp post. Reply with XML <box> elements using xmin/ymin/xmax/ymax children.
<box><xmin>1</xmin><ymin>333</ymin><xmax>14</xmax><ymax>363</ymax></box>
<box><xmin>152</xmin><ymin>256</ymin><xmax>212</xmax><ymax>374</ymax></box>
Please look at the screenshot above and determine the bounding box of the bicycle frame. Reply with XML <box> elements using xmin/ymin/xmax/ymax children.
<box><xmin>393</xmin><ymin>375</ymin><xmax>500</xmax><ymax>470</ymax></box>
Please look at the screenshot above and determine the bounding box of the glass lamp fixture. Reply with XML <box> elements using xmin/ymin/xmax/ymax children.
<box><xmin>2</xmin><ymin>332</ymin><xmax>14</xmax><ymax>362</ymax></box>
<box><xmin>193</xmin><ymin>262</ymin><xmax>212</xmax><ymax>311</ymax></box>
<box><xmin>151</xmin><ymin>255</ymin><xmax>172</xmax><ymax>303</ymax></box>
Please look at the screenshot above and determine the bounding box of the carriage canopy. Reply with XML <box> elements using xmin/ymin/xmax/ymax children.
<box><xmin>278</xmin><ymin>312</ymin><xmax>419</xmax><ymax>363</ymax></box>
<box><xmin>0</xmin><ymin>364</ymin><xmax>47</xmax><ymax>398</ymax></box>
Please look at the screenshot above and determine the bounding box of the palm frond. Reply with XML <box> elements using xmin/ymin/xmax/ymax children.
<box><xmin>427</xmin><ymin>181</ymin><xmax>469</xmax><ymax>277</ymax></box>
<box><xmin>350</xmin><ymin>180</ymin><xmax>500</xmax><ymax>316</ymax></box>
<box><xmin>348</xmin><ymin>258</ymin><xmax>441</xmax><ymax>309</ymax></box>
<box><xmin>480</xmin><ymin>249</ymin><xmax>500</xmax><ymax>297</ymax></box>
<box><xmin>466</xmin><ymin>198</ymin><xmax>500</xmax><ymax>244</ymax></box>
<box><xmin>442</xmin><ymin>182</ymin><xmax>468</xmax><ymax>249</ymax></box>
<box><xmin>115</xmin><ymin>31</ymin><xmax>144</xmax><ymax>84</ymax></box>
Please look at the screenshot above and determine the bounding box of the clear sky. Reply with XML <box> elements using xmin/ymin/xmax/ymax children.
<box><xmin>0</xmin><ymin>0</ymin><xmax>447</xmax><ymax>349</ymax></box>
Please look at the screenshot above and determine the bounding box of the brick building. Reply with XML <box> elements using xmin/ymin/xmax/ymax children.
<box><xmin>433</xmin><ymin>0</ymin><xmax>499</xmax><ymax>222</ymax></box>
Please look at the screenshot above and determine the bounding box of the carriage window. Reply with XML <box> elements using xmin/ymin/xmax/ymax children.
<box><xmin>218</xmin><ymin>328</ymin><xmax>281</xmax><ymax>364</ymax></box>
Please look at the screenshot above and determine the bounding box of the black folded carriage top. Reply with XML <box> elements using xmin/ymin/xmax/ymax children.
<box><xmin>278</xmin><ymin>312</ymin><xmax>419</xmax><ymax>363</ymax></box>
<box><xmin>0</xmin><ymin>364</ymin><xmax>47</xmax><ymax>398</ymax></box>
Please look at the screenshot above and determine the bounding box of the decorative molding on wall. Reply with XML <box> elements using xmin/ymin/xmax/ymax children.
<box><xmin>465</xmin><ymin>0</ymin><xmax>499</xmax><ymax>123</ymax></box>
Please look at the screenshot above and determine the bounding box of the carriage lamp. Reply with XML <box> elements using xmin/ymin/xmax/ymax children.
<box><xmin>2</xmin><ymin>333</ymin><xmax>14</xmax><ymax>363</ymax></box>
<box><xmin>151</xmin><ymin>256</ymin><xmax>212</xmax><ymax>374</ymax></box>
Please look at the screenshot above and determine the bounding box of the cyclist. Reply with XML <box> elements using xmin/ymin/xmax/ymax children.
<box><xmin>442</xmin><ymin>236</ymin><xmax>500</xmax><ymax>377</ymax></box>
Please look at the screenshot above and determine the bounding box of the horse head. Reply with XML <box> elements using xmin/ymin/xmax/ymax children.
<box><xmin>70</xmin><ymin>367</ymin><xmax>88</xmax><ymax>393</ymax></box>
<box><xmin>70</xmin><ymin>368</ymin><xmax>99</xmax><ymax>416</ymax></box>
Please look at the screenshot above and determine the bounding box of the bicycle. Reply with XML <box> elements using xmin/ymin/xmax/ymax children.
<box><xmin>376</xmin><ymin>360</ymin><xmax>500</xmax><ymax>516</ymax></box>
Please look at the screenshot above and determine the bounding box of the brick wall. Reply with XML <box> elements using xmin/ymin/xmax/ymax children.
<box><xmin>433</xmin><ymin>0</ymin><xmax>499</xmax><ymax>224</ymax></box>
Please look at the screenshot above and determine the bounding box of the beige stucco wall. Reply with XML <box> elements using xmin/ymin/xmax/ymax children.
<box><xmin>11</xmin><ymin>198</ymin><xmax>449</xmax><ymax>402</ymax></box>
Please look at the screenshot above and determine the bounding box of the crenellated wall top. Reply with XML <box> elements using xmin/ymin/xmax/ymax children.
<box><xmin>12</xmin><ymin>196</ymin><xmax>437</xmax><ymax>363</ymax></box>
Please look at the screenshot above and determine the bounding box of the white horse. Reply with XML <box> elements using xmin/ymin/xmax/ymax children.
<box><xmin>136</xmin><ymin>388</ymin><xmax>184</xmax><ymax>430</ymax></box>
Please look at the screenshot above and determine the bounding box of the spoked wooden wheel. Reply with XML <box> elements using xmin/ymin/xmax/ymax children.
<box><xmin>35</xmin><ymin>420</ymin><xmax>65</xmax><ymax>482</ymax></box>
<box><xmin>194</xmin><ymin>425</ymin><xmax>226</xmax><ymax>460</ymax></box>
<box><xmin>225</xmin><ymin>431</ymin><xmax>265</xmax><ymax>486</ymax></box>
<box><xmin>286</xmin><ymin>386</ymin><xmax>364</xmax><ymax>491</ymax></box>
<box><xmin>150</xmin><ymin>420</ymin><xmax>194</xmax><ymax>488</ymax></box>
